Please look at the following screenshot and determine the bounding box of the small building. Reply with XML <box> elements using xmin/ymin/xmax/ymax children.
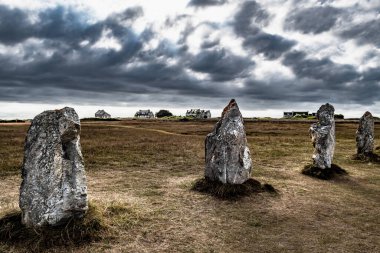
<box><xmin>186</xmin><ymin>109</ymin><xmax>211</xmax><ymax>119</ymax></box>
<box><xmin>95</xmin><ymin>110</ymin><xmax>111</xmax><ymax>119</ymax></box>
<box><xmin>135</xmin><ymin>109</ymin><xmax>154</xmax><ymax>118</ymax></box>
<box><xmin>283</xmin><ymin>111</ymin><xmax>309</xmax><ymax>118</ymax></box>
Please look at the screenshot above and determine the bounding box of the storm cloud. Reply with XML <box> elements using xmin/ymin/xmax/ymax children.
<box><xmin>0</xmin><ymin>0</ymin><xmax>379</xmax><ymax>116</ymax></box>
<box><xmin>282</xmin><ymin>51</ymin><xmax>360</xmax><ymax>86</ymax></box>
<box><xmin>285</xmin><ymin>6</ymin><xmax>341</xmax><ymax>34</ymax></box>
<box><xmin>189</xmin><ymin>48</ymin><xmax>253</xmax><ymax>81</ymax></box>
<box><xmin>340</xmin><ymin>19</ymin><xmax>380</xmax><ymax>48</ymax></box>
<box><xmin>233</xmin><ymin>1</ymin><xmax>295</xmax><ymax>59</ymax></box>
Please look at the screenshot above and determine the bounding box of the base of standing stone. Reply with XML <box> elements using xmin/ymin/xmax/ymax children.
<box><xmin>0</xmin><ymin>203</ymin><xmax>105</xmax><ymax>250</ymax></box>
<box><xmin>302</xmin><ymin>164</ymin><xmax>348</xmax><ymax>180</ymax></box>
<box><xmin>352</xmin><ymin>153</ymin><xmax>380</xmax><ymax>163</ymax></box>
<box><xmin>191</xmin><ymin>178</ymin><xmax>277</xmax><ymax>199</ymax></box>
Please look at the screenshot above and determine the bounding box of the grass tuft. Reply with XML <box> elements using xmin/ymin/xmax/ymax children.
<box><xmin>0</xmin><ymin>203</ymin><xmax>107</xmax><ymax>252</ymax></box>
<box><xmin>302</xmin><ymin>164</ymin><xmax>348</xmax><ymax>180</ymax></box>
<box><xmin>191</xmin><ymin>178</ymin><xmax>277</xmax><ymax>199</ymax></box>
<box><xmin>103</xmin><ymin>201</ymin><xmax>146</xmax><ymax>229</ymax></box>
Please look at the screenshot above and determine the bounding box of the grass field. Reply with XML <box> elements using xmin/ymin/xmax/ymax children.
<box><xmin>0</xmin><ymin>119</ymin><xmax>379</xmax><ymax>252</ymax></box>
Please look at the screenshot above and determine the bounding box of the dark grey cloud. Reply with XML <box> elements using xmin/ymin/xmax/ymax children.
<box><xmin>239</xmin><ymin>47</ymin><xmax>380</xmax><ymax>105</ymax></box>
<box><xmin>189</xmin><ymin>48</ymin><xmax>253</xmax><ymax>81</ymax></box>
<box><xmin>243</xmin><ymin>32</ymin><xmax>296</xmax><ymax>60</ymax></box>
<box><xmin>242</xmin><ymin>76</ymin><xmax>380</xmax><ymax>105</ymax></box>
<box><xmin>276</xmin><ymin>50</ymin><xmax>380</xmax><ymax>105</ymax></box>
<box><xmin>285</xmin><ymin>6</ymin><xmax>341</xmax><ymax>34</ymax></box>
<box><xmin>0</xmin><ymin>5</ymin><xmax>34</xmax><ymax>44</ymax></box>
<box><xmin>340</xmin><ymin>19</ymin><xmax>380</xmax><ymax>48</ymax></box>
<box><xmin>283</xmin><ymin>51</ymin><xmax>360</xmax><ymax>86</ymax></box>
<box><xmin>233</xmin><ymin>0</ymin><xmax>270</xmax><ymax>36</ymax></box>
<box><xmin>362</xmin><ymin>67</ymin><xmax>380</xmax><ymax>82</ymax></box>
<box><xmin>0</xmin><ymin>5</ymin><xmax>144</xmax><ymax>46</ymax></box>
<box><xmin>242</xmin><ymin>78</ymin><xmax>330</xmax><ymax>102</ymax></box>
<box><xmin>0</xmin><ymin>2</ymin><xmax>379</xmax><ymax>110</ymax></box>
<box><xmin>232</xmin><ymin>1</ymin><xmax>295</xmax><ymax>59</ymax></box>
<box><xmin>0</xmin><ymin>5</ymin><xmax>240</xmax><ymax>104</ymax></box>
<box><xmin>188</xmin><ymin>0</ymin><xmax>227</xmax><ymax>7</ymax></box>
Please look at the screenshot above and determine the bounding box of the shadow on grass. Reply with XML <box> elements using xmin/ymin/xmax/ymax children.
<box><xmin>0</xmin><ymin>203</ymin><xmax>107</xmax><ymax>252</ymax></box>
<box><xmin>191</xmin><ymin>178</ymin><xmax>277</xmax><ymax>200</ymax></box>
<box><xmin>302</xmin><ymin>164</ymin><xmax>348</xmax><ymax>180</ymax></box>
<box><xmin>352</xmin><ymin>152</ymin><xmax>380</xmax><ymax>163</ymax></box>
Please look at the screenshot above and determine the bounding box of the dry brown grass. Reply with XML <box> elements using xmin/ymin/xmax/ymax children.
<box><xmin>0</xmin><ymin>119</ymin><xmax>379</xmax><ymax>252</ymax></box>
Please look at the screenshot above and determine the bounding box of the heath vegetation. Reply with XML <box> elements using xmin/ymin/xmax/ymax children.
<box><xmin>0</xmin><ymin>120</ymin><xmax>379</xmax><ymax>252</ymax></box>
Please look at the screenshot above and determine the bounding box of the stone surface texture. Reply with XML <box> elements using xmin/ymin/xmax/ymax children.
<box><xmin>205</xmin><ymin>99</ymin><xmax>252</xmax><ymax>184</ymax></box>
<box><xmin>20</xmin><ymin>107</ymin><xmax>88</xmax><ymax>227</ymax></box>
<box><xmin>356</xmin><ymin>111</ymin><xmax>375</xmax><ymax>155</ymax></box>
<box><xmin>309</xmin><ymin>103</ymin><xmax>336</xmax><ymax>169</ymax></box>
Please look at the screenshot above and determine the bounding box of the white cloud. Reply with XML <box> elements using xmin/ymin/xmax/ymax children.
<box><xmin>91</xmin><ymin>29</ymin><xmax>122</xmax><ymax>51</ymax></box>
<box><xmin>253</xmin><ymin>56</ymin><xmax>295</xmax><ymax>80</ymax></box>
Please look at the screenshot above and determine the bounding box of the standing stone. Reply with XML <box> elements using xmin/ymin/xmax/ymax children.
<box><xmin>20</xmin><ymin>107</ymin><xmax>88</xmax><ymax>227</ymax></box>
<box><xmin>356</xmin><ymin>111</ymin><xmax>375</xmax><ymax>156</ymax></box>
<box><xmin>309</xmin><ymin>103</ymin><xmax>335</xmax><ymax>169</ymax></box>
<box><xmin>205</xmin><ymin>99</ymin><xmax>252</xmax><ymax>184</ymax></box>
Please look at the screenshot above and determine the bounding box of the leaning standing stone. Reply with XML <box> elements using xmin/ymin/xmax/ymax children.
<box><xmin>20</xmin><ymin>107</ymin><xmax>88</xmax><ymax>227</ymax></box>
<box><xmin>356</xmin><ymin>111</ymin><xmax>375</xmax><ymax>156</ymax></box>
<box><xmin>205</xmin><ymin>99</ymin><xmax>252</xmax><ymax>184</ymax></box>
<box><xmin>309</xmin><ymin>103</ymin><xmax>335</xmax><ymax>169</ymax></box>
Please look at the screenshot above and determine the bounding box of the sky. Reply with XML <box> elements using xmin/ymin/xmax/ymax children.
<box><xmin>0</xmin><ymin>0</ymin><xmax>379</xmax><ymax>119</ymax></box>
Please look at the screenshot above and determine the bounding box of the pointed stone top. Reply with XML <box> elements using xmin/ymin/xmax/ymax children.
<box><xmin>363</xmin><ymin>111</ymin><xmax>373</xmax><ymax>118</ymax></box>
<box><xmin>221</xmin><ymin>99</ymin><xmax>240</xmax><ymax>119</ymax></box>
<box><xmin>317</xmin><ymin>103</ymin><xmax>335</xmax><ymax>125</ymax></box>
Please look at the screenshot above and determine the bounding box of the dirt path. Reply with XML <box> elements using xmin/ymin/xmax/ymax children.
<box><xmin>102</xmin><ymin>124</ymin><xmax>201</xmax><ymax>137</ymax></box>
<box><xmin>99</xmin><ymin>124</ymin><xmax>262</xmax><ymax>140</ymax></box>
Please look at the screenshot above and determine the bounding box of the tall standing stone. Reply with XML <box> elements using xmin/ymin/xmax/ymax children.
<box><xmin>356</xmin><ymin>111</ymin><xmax>375</xmax><ymax>156</ymax></box>
<box><xmin>309</xmin><ymin>103</ymin><xmax>335</xmax><ymax>169</ymax></box>
<box><xmin>205</xmin><ymin>99</ymin><xmax>252</xmax><ymax>184</ymax></box>
<box><xmin>20</xmin><ymin>107</ymin><xmax>88</xmax><ymax>227</ymax></box>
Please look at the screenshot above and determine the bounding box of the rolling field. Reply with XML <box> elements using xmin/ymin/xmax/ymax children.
<box><xmin>0</xmin><ymin>119</ymin><xmax>379</xmax><ymax>252</ymax></box>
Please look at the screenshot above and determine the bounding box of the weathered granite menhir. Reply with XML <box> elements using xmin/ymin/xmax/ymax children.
<box><xmin>205</xmin><ymin>99</ymin><xmax>252</xmax><ymax>184</ymax></box>
<box><xmin>19</xmin><ymin>107</ymin><xmax>88</xmax><ymax>227</ymax></box>
<box><xmin>309</xmin><ymin>103</ymin><xmax>335</xmax><ymax>169</ymax></box>
<box><xmin>356</xmin><ymin>111</ymin><xmax>375</xmax><ymax>156</ymax></box>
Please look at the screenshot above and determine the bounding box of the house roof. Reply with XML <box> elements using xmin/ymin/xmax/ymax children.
<box><xmin>95</xmin><ymin>110</ymin><xmax>110</xmax><ymax>115</ymax></box>
<box><xmin>187</xmin><ymin>109</ymin><xmax>210</xmax><ymax>113</ymax></box>
<box><xmin>135</xmin><ymin>110</ymin><xmax>153</xmax><ymax>115</ymax></box>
